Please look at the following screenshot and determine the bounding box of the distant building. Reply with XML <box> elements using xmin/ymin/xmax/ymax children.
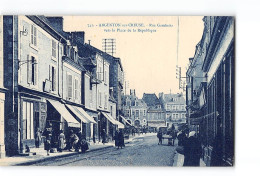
<box><xmin>122</xmin><ymin>89</ymin><xmax>148</xmax><ymax>127</ymax></box>
<box><xmin>142</xmin><ymin>93</ymin><xmax>165</xmax><ymax>130</ymax></box>
<box><xmin>159</xmin><ymin>93</ymin><xmax>186</xmax><ymax>128</ymax></box>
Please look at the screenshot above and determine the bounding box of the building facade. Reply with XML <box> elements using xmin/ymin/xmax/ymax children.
<box><xmin>186</xmin><ymin>16</ymin><xmax>234</xmax><ymax>166</ymax></box>
<box><xmin>0</xmin><ymin>15</ymin><xmax>7</xmax><ymax>158</ymax></box>
<box><xmin>142</xmin><ymin>93</ymin><xmax>165</xmax><ymax>130</ymax></box>
<box><xmin>159</xmin><ymin>93</ymin><xmax>186</xmax><ymax>128</ymax></box>
<box><xmin>122</xmin><ymin>89</ymin><xmax>148</xmax><ymax>127</ymax></box>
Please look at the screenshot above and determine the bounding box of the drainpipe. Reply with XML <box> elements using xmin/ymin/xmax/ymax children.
<box><xmin>57</xmin><ymin>38</ymin><xmax>62</xmax><ymax>97</ymax></box>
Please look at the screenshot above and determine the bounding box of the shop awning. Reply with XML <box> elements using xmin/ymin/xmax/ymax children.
<box><xmin>47</xmin><ymin>100</ymin><xmax>80</xmax><ymax>128</ymax></box>
<box><xmin>65</xmin><ymin>104</ymin><xmax>89</xmax><ymax>123</ymax></box>
<box><xmin>115</xmin><ymin>121</ymin><xmax>125</xmax><ymax>129</ymax></box>
<box><xmin>101</xmin><ymin>112</ymin><xmax>117</xmax><ymax>125</ymax></box>
<box><xmin>74</xmin><ymin>106</ymin><xmax>97</xmax><ymax>124</ymax></box>
<box><xmin>120</xmin><ymin>115</ymin><xmax>131</xmax><ymax>126</ymax></box>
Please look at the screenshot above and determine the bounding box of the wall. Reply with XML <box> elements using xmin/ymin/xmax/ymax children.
<box><xmin>0</xmin><ymin>15</ymin><xmax>6</xmax><ymax>158</ymax></box>
<box><xmin>18</xmin><ymin>16</ymin><xmax>64</xmax><ymax>97</ymax></box>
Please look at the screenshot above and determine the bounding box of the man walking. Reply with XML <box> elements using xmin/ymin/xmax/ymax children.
<box><xmin>157</xmin><ymin>129</ymin><xmax>163</xmax><ymax>145</ymax></box>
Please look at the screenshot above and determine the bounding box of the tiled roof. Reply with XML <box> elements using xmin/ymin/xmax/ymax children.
<box><xmin>142</xmin><ymin>93</ymin><xmax>161</xmax><ymax>107</ymax></box>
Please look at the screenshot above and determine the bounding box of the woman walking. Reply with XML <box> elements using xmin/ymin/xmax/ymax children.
<box><xmin>58</xmin><ymin>130</ymin><xmax>66</xmax><ymax>152</ymax></box>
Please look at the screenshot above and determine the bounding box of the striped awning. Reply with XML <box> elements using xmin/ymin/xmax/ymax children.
<box><xmin>47</xmin><ymin>100</ymin><xmax>80</xmax><ymax>128</ymax></box>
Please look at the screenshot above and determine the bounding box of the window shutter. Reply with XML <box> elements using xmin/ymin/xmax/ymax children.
<box><xmin>53</xmin><ymin>67</ymin><xmax>56</xmax><ymax>91</ymax></box>
<box><xmin>27</xmin><ymin>55</ymin><xmax>32</xmax><ymax>84</ymax></box>
<box><xmin>34</xmin><ymin>26</ymin><xmax>37</xmax><ymax>46</ymax></box>
<box><xmin>67</xmin><ymin>74</ymin><xmax>72</xmax><ymax>98</ymax></box>
<box><xmin>31</xmin><ymin>25</ymin><xmax>34</xmax><ymax>44</ymax></box>
<box><xmin>34</xmin><ymin>58</ymin><xmax>37</xmax><ymax>85</ymax></box>
<box><xmin>49</xmin><ymin>65</ymin><xmax>51</xmax><ymax>81</ymax></box>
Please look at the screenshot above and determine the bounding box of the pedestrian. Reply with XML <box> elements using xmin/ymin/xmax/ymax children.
<box><xmin>183</xmin><ymin>131</ymin><xmax>202</xmax><ymax>166</ymax></box>
<box><xmin>157</xmin><ymin>129</ymin><xmax>163</xmax><ymax>145</ymax></box>
<box><xmin>101</xmin><ymin>129</ymin><xmax>106</xmax><ymax>144</ymax></box>
<box><xmin>69</xmin><ymin>130</ymin><xmax>79</xmax><ymax>151</ymax></box>
<box><xmin>44</xmin><ymin>133</ymin><xmax>52</xmax><ymax>156</ymax></box>
<box><xmin>114</xmin><ymin>130</ymin><xmax>119</xmax><ymax>148</ymax></box>
<box><xmin>58</xmin><ymin>130</ymin><xmax>66</xmax><ymax>152</ymax></box>
<box><xmin>35</xmin><ymin>128</ymin><xmax>42</xmax><ymax>148</ymax></box>
<box><xmin>118</xmin><ymin>129</ymin><xmax>124</xmax><ymax>149</ymax></box>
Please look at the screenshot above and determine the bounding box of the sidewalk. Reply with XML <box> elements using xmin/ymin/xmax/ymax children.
<box><xmin>0</xmin><ymin>132</ymin><xmax>156</xmax><ymax>166</ymax></box>
<box><xmin>0</xmin><ymin>142</ymin><xmax>114</xmax><ymax>166</ymax></box>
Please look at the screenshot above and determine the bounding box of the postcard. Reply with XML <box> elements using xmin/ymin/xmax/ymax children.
<box><xmin>0</xmin><ymin>15</ymin><xmax>234</xmax><ymax>166</ymax></box>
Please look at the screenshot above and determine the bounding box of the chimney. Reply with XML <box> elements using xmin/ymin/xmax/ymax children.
<box><xmin>71</xmin><ymin>31</ymin><xmax>85</xmax><ymax>44</ymax></box>
<box><xmin>46</xmin><ymin>17</ymin><xmax>64</xmax><ymax>32</ymax></box>
<box><xmin>159</xmin><ymin>92</ymin><xmax>164</xmax><ymax>100</ymax></box>
<box><xmin>130</xmin><ymin>89</ymin><xmax>136</xmax><ymax>96</ymax></box>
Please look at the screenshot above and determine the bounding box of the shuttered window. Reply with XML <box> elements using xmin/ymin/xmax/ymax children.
<box><xmin>27</xmin><ymin>55</ymin><xmax>37</xmax><ymax>85</ymax></box>
<box><xmin>31</xmin><ymin>25</ymin><xmax>37</xmax><ymax>46</ymax></box>
<box><xmin>67</xmin><ymin>74</ymin><xmax>73</xmax><ymax>99</ymax></box>
<box><xmin>75</xmin><ymin>78</ymin><xmax>79</xmax><ymax>100</ymax></box>
<box><xmin>49</xmin><ymin>66</ymin><xmax>56</xmax><ymax>91</ymax></box>
<box><xmin>52</xmin><ymin>40</ymin><xmax>56</xmax><ymax>58</ymax></box>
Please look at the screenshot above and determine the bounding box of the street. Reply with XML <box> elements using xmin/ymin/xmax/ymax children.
<box><xmin>30</xmin><ymin>134</ymin><xmax>176</xmax><ymax>166</ymax></box>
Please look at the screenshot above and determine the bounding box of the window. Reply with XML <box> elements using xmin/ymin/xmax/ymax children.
<box><xmin>49</xmin><ymin>65</ymin><xmax>56</xmax><ymax>91</ymax></box>
<box><xmin>172</xmin><ymin>105</ymin><xmax>176</xmax><ymax>111</ymax></box>
<box><xmin>127</xmin><ymin>100</ymin><xmax>130</xmax><ymax>106</ymax></box>
<box><xmin>75</xmin><ymin>78</ymin><xmax>79</xmax><ymax>100</ymax></box>
<box><xmin>31</xmin><ymin>25</ymin><xmax>37</xmax><ymax>46</ymax></box>
<box><xmin>167</xmin><ymin>105</ymin><xmax>171</xmax><ymax>110</ymax></box>
<box><xmin>22</xmin><ymin>101</ymin><xmax>34</xmax><ymax>139</ymax></box>
<box><xmin>136</xmin><ymin>110</ymin><xmax>139</xmax><ymax>117</ymax></box>
<box><xmin>67</xmin><ymin>73</ymin><xmax>73</xmax><ymax>99</ymax></box>
<box><xmin>172</xmin><ymin>114</ymin><xmax>176</xmax><ymax>119</ymax></box>
<box><xmin>176</xmin><ymin>105</ymin><xmax>179</xmax><ymax>110</ymax></box>
<box><xmin>98</xmin><ymin>66</ymin><xmax>102</xmax><ymax>80</ymax></box>
<box><xmin>132</xmin><ymin>109</ymin><xmax>135</xmax><ymax>116</ymax></box>
<box><xmin>182</xmin><ymin>114</ymin><xmax>185</xmax><ymax>119</ymax></box>
<box><xmin>143</xmin><ymin>110</ymin><xmax>146</xmax><ymax>116</ymax></box>
<box><xmin>27</xmin><ymin>55</ymin><xmax>37</xmax><ymax>85</ymax></box>
<box><xmin>52</xmin><ymin>40</ymin><xmax>57</xmax><ymax>58</ymax></box>
<box><xmin>176</xmin><ymin>114</ymin><xmax>179</xmax><ymax>119</ymax></box>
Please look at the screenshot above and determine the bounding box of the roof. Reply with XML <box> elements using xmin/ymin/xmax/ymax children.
<box><xmin>142</xmin><ymin>93</ymin><xmax>161</xmax><ymax>107</ymax></box>
<box><xmin>162</xmin><ymin>93</ymin><xmax>185</xmax><ymax>104</ymax></box>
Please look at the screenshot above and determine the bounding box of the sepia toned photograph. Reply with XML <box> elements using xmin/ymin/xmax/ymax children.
<box><xmin>0</xmin><ymin>15</ymin><xmax>234</xmax><ymax>167</ymax></box>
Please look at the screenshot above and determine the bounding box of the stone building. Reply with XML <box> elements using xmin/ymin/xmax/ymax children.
<box><xmin>186</xmin><ymin>16</ymin><xmax>234</xmax><ymax>166</ymax></box>
<box><xmin>142</xmin><ymin>93</ymin><xmax>165</xmax><ymax>130</ymax></box>
<box><xmin>159</xmin><ymin>93</ymin><xmax>186</xmax><ymax>128</ymax></box>
<box><xmin>122</xmin><ymin>89</ymin><xmax>148</xmax><ymax>127</ymax></box>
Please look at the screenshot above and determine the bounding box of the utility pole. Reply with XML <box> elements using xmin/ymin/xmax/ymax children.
<box><xmin>102</xmin><ymin>39</ymin><xmax>116</xmax><ymax>56</ymax></box>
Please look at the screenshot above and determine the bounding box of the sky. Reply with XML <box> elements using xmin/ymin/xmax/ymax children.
<box><xmin>63</xmin><ymin>16</ymin><xmax>204</xmax><ymax>98</ymax></box>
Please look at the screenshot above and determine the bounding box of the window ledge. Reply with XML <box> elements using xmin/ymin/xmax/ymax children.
<box><xmin>29</xmin><ymin>43</ymin><xmax>38</xmax><ymax>51</ymax></box>
<box><xmin>51</xmin><ymin>56</ymin><xmax>57</xmax><ymax>62</ymax></box>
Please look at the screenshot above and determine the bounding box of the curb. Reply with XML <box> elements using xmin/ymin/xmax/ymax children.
<box><xmin>14</xmin><ymin>145</ymin><xmax>113</xmax><ymax>166</ymax></box>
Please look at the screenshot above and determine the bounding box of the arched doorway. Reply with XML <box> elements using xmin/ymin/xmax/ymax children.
<box><xmin>134</xmin><ymin>120</ymin><xmax>141</xmax><ymax>127</ymax></box>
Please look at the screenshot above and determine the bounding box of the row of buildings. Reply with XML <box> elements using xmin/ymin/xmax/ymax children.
<box><xmin>185</xmin><ymin>16</ymin><xmax>234</xmax><ymax>166</ymax></box>
<box><xmin>122</xmin><ymin>89</ymin><xmax>186</xmax><ymax>131</ymax></box>
<box><xmin>0</xmin><ymin>15</ymin><xmax>126</xmax><ymax>157</ymax></box>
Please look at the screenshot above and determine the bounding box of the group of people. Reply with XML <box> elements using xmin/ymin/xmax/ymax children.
<box><xmin>176</xmin><ymin>129</ymin><xmax>202</xmax><ymax>166</ymax></box>
<box><xmin>39</xmin><ymin>125</ymin><xmax>89</xmax><ymax>156</ymax></box>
